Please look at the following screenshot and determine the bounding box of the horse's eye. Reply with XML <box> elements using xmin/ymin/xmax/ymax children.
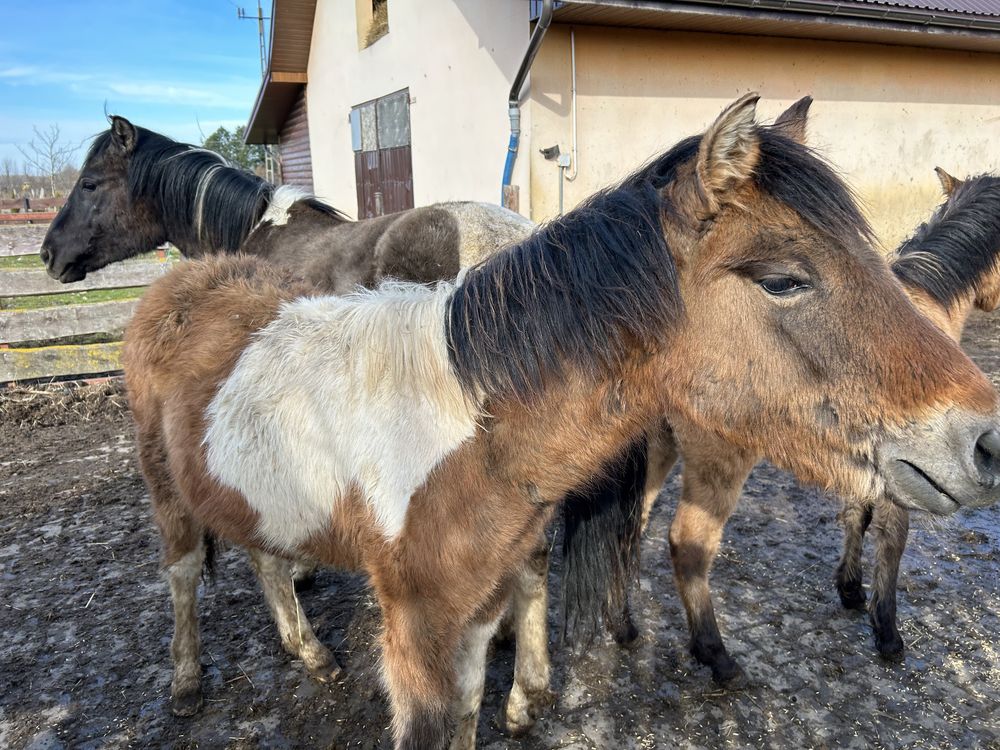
<box><xmin>759</xmin><ymin>275</ymin><xmax>809</xmax><ymax>296</ymax></box>
<box><xmin>81</xmin><ymin>180</ymin><xmax>97</xmax><ymax>192</ymax></box>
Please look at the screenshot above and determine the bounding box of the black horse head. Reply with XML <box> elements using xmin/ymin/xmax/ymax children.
<box><xmin>41</xmin><ymin>117</ymin><xmax>168</xmax><ymax>282</ymax></box>
<box><xmin>41</xmin><ymin>116</ymin><xmax>273</xmax><ymax>282</ymax></box>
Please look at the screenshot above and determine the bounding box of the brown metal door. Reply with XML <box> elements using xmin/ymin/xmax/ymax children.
<box><xmin>378</xmin><ymin>145</ymin><xmax>413</xmax><ymax>215</ymax></box>
<box><xmin>354</xmin><ymin>150</ymin><xmax>382</xmax><ymax>220</ymax></box>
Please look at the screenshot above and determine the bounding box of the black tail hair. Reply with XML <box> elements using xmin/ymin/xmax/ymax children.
<box><xmin>202</xmin><ymin>532</ymin><xmax>217</xmax><ymax>582</ymax></box>
<box><xmin>561</xmin><ymin>437</ymin><xmax>647</xmax><ymax>642</ymax></box>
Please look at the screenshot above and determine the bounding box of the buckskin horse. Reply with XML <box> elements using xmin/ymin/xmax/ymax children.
<box><xmin>625</xmin><ymin>105</ymin><xmax>1000</xmax><ymax>684</ymax></box>
<box><xmin>123</xmin><ymin>94</ymin><xmax>1000</xmax><ymax>749</ymax></box>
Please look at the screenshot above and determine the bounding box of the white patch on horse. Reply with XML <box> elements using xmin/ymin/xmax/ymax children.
<box><xmin>258</xmin><ymin>185</ymin><xmax>311</xmax><ymax>228</ymax></box>
<box><xmin>442</xmin><ymin>201</ymin><xmax>534</xmax><ymax>268</ymax></box>
<box><xmin>204</xmin><ymin>281</ymin><xmax>479</xmax><ymax>548</ymax></box>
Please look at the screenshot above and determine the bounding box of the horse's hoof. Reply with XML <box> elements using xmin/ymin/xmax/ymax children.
<box><xmin>171</xmin><ymin>687</ymin><xmax>204</xmax><ymax>717</ymax></box>
<box><xmin>837</xmin><ymin>582</ymin><xmax>867</xmax><ymax>611</ymax></box>
<box><xmin>710</xmin><ymin>658</ymin><xmax>747</xmax><ymax>686</ymax></box>
<box><xmin>498</xmin><ymin>687</ymin><xmax>557</xmax><ymax>737</ymax></box>
<box><xmin>876</xmin><ymin>636</ymin><xmax>905</xmax><ymax>663</ymax></box>
<box><xmin>307</xmin><ymin>655</ymin><xmax>343</xmax><ymax>684</ymax></box>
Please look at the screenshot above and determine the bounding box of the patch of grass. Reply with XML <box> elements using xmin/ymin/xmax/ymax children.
<box><xmin>0</xmin><ymin>286</ymin><xmax>148</xmax><ymax>312</ymax></box>
<box><xmin>0</xmin><ymin>254</ymin><xmax>45</xmax><ymax>270</ymax></box>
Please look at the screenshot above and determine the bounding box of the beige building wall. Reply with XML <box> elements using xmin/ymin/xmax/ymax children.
<box><xmin>529</xmin><ymin>26</ymin><xmax>1000</xmax><ymax>249</ymax></box>
<box><xmin>306</xmin><ymin>0</ymin><xmax>532</xmax><ymax>217</ymax></box>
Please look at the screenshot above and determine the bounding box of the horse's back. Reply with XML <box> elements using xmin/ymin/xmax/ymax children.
<box><xmin>434</xmin><ymin>202</ymin><xmax>534</xmax><ymax>267</ymax></box>
<box><xmin>124</xmin><ymin>256</ymin><xmax>306</xmax><ymax>412</ymax></box>
<box><xmin>366</xmin><ymin>201</ymin><xmax>532</xmax><ymax>288</ymax></box>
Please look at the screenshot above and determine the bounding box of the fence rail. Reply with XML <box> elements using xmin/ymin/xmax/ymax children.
<box><xmin>0</xmin><ymin>262</ymin><xmax>172</xmax><ymax>297</ymax></box>
<box><xmin>0</xmin><ymin>212</ymin><xmax>58</xmax><ymax>224</ymax></box>
<box><xmin>1</xmin><ymin>221</ymin><xmax>174</xmax><ymax>382</ymax></box>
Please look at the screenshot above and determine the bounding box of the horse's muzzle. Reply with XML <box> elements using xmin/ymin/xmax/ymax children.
<box><xmin>880</xmin><ymin>411</ymin><xmax>1000</xmax><ymax>515</ymax></box>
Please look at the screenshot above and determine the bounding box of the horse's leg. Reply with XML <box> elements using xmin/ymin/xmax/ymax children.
<box><xmin>500</xmin><ymin>535</ymin><xmax>555</xmax><ymax>737</ymax></box>
<box><xmin>166</xmin><ymin>535</ymin><xmax>206</xmax><ymax>716</ymax></box>
<box><xmin>247</xmin><ymin>549</ymin><xmax>341</xmax><ymax>682</ymax></box>
<box><xmin>450</xmin><ymin>609</ymin><xmax>505</xmax><ymax>750</ymax></box>
<box><xmin>869</xmin><ymin>501</ymin><xmax>909</xmax><ymax>661</ymax></box>
<box><xmin>137</xmin><ymin>425</ymin><xmax>206</xmax><ymax>717</ymax></box>
<box><xmin>668</xmin><ymin>435</ymin><xmax>755</xmax><ymax>683</ymax></box>
<box><xmin>835</xmin><ymin>502</ymin><xmax>873</xmax><ymax>610</ymax></box>
<box><xmin>642</xmin><ymin>422</ymin><xmax>679</xmax><ymax>532</ymax></box>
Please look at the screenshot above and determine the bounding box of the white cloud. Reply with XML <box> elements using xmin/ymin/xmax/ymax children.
<box><xmin>0</xmin><ymin>63</ymin><xmax>258</xmax><ymax>109</ymax></box>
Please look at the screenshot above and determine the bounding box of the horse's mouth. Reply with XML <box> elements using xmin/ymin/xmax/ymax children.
<box><xmin>885</xmin><ymin>459</ymin><xmax>961</xmax><ymax>515</ymax></box>
<box><xmin>54</xmin><ymin>264</ymin><xmax>88</xmax><ymax>283</ymax></box>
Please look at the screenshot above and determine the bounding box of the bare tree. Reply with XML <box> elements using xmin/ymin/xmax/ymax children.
<box><xmin>0</xmin><ymin>158</ymin><xmax>15</xmax><ymax>199</ymax></box>
<box><xmin>16</xmin><ymin>124</ymin><xmax>78</xmax><ymax>197</ymax></box>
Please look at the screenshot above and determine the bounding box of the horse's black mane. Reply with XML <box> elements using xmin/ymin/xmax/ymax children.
<box><xmin>892</xmin><ymin>174</ymin><xmax>1000</xmax><ymax>307</ymax></box>
<box><xmin>447</xmin><ymin>127</ymin><xmax>872</xmax><ymax>402</ymax></box>
<box><xmin>88</xmin><ymin>127</ymin><xmax>346</xmax><ymax>254</ymax></box>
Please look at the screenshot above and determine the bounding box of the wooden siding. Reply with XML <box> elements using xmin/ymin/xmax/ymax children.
<box><xmin>279</xmin><ymin>87</ymin><xmax>314</xmax><ymax>191</ymax></box>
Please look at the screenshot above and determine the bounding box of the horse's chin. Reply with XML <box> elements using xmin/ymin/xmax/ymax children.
<box><xmin>882</xmin><ymin>460</ymin><xmax>962</xmax><ymax>516</ymax></box>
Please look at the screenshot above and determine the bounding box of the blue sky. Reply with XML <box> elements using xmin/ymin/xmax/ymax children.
<box><xmin>0</xmin><ymin>1</ymin><xmax>267</xmax><ymax>166</ymax></box>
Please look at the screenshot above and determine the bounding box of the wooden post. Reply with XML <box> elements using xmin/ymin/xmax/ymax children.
<box><xmin>502</xmin><ymin>184</ymin><xmax>520</xmax><ymax>213</ymax></box>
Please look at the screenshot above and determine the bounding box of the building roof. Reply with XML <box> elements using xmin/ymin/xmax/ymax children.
<box><xmin>245</xmin><ymin>0</ymin><xmax>317</xmax><ymax>144</ymax></box>
<box><xmin>849</xmin><ymin>0</ymin><xmax>1000</xmax><ymax>15</ymax></box>
<box><xmin>541</xmin><ymin>0</ymin><xmax>1000</xmax><ymax>52</ymax></box>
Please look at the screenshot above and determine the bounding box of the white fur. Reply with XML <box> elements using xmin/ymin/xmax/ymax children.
<box><xmin>258</xmin><ymin>185</ymin><xmax>311</xmax><ymax>228</ymax></box>
<box><xmin>442</xmin><ymin>201</ymin><xmax>534</xmax><ymax>269</ymax></box>
<box><xmin>204</xmin><ymin>281</ymin><xmax>479</xmax><ymax>548</ymax></box>
<box><xmin>193</xmin><ymin>163</ymin><xmax>225</xmax><ymax>241</ymax></box>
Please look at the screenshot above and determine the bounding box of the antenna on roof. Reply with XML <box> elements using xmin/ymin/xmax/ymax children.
<box><xmin>237</xmin><ymin>1</ymin><xmax>271</xmax><ymax>77</ymax></box>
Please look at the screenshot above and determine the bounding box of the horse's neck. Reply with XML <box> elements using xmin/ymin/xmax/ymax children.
<box><xmin>485</xmin><ymin>354</ymin><xmax>664</xmax><ymax>503</ymax></box>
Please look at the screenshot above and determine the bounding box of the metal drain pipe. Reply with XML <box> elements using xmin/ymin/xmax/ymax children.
<box><xmin>501</xmin><ymin>0</ymin><xmax>554</xmax><ymax>207</ymax></box>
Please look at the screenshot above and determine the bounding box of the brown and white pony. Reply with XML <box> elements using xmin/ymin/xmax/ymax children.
<box><xmin>629</xmin><ymin>109</ymin><xmax>1000</xmax><ymax>682</ymax></box>
<box><xmin>40</xmin><ymin>117</ymin><xmax>570</xmax><ymax>737</ymax></box>
<box><xmin>124</xmin><ymin>95</ymin><xmax>1000</xmax><ymax>749</ymax></box>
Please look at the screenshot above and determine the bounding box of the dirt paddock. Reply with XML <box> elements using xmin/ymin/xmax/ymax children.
<box><xmin>1</xmin><ymin>317</ymin><xmax>998</xmax><ymax>750</ymax></box>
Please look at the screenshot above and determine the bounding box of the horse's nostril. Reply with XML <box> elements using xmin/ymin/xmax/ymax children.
<box><xmin>40</xmin><ymin>247</ymin><xmax>51</xmax><ymax>265</ymax></box>
<box><xmin>974</xmin><ymin>429</ymin><xmax>1000</xmax><ymax>486</ymax></box>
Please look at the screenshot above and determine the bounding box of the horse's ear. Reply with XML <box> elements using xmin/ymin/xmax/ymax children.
<box><xmin>934</xmin><ymin>166</ymin><xmax>962</xmax><ymax>196</ymax></box>
<box><xmin>110</xmin><ymin>116</ymin><xmax>137</xmax><ymax>154</ymax></box>
<box><xmin>772</xmin><ymin>95</ymin><xmax>812</xmax><ymax>144</ymax></box>
<box><xmin>696</xmin><ymin>93</ymin><xmax>761</xmax><ymax>216</ymax></box>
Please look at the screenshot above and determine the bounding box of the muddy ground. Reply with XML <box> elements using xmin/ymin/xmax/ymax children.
<box><xmin>1</xmin><ymin>318</ymin><xmax>998</xmax><ymax>750</ymax></box>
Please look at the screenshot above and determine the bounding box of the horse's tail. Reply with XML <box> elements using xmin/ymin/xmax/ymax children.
<box><xmin>561</xmin><ymin>436</ymin><xmax>647</xmax><ymax>645</ymax></box>
<box><xmin>202</xmin><ymin>532</ymin><xmax>217</xmax><ymax>582</ymax></box>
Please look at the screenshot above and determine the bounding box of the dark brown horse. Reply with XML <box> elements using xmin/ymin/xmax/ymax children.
<box><xmin>634</xmin><ymin>143</ymin><xmax>1000</xmax><ymax>682</ymax></box>
<box><xmin>39</xmin><ymin>117</ymin><xmax>531</xmax><ymax>286</ymax></box>
<box><xmin>124</xmin><ymin>94</ymin><xmax>1000</xmax><ymax>749</ymax></box>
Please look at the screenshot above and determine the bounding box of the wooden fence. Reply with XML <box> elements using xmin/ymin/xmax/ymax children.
<box><xmin>0</xmin><ymin>226</ymin><xmax>175</xmax><ymax>382</ymax></box>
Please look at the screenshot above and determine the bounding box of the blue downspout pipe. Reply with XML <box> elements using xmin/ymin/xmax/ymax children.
<box><xmin>502</xmin><ymin>0</ymin><xmax>553</xmax><ymax>206</ymax></box>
